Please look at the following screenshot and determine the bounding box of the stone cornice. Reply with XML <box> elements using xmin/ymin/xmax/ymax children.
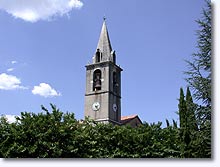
<box><xmin>85</xmin><ymin>61</ymin><xmax>123</xmax><ymax>71</ymax></box>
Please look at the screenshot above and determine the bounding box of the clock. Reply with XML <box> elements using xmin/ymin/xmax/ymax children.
<box><xmin>92</xmin><ymin>102</ymin><xmax>100</xmax><ymax>111</ymax></box>
<box><xmin>113</xmin><ymin>103</ymin><xmax>117</xmax><ymax>112</ymax></box>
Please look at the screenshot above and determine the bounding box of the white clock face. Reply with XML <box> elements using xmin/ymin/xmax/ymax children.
<box><xmin>113</xmin><ymin>103</ymin><xmax>117</xmax><ymax>112</ymax></box>
<box><xmin>92</xmin><ymin>102</ymin><xmax>100</xmax><ymax>111</ymax></box>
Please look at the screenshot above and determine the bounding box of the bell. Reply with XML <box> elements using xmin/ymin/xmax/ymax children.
<box><xmin>95</xmin><ymin>80</ymin><xmax>101</xmax><ymax>89</ymax></box>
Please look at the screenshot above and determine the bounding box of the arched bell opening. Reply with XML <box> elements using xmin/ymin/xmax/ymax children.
<box><xmin>93</xmin><ymin>69</ymin><xmax>102</xmax><ymax>91</ymax></box>
<box><xmin>113</xmin><ymin>71</ymin><xmax>118</xmax><ymax>93</ymax></box>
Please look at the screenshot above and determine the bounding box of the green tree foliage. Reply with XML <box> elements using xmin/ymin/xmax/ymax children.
<box><xmin>178</xmin><ymin>87</ymin><xmax>200</xmax><ymax>158</ymax></box>
<box><xmin>178</xmin><ymin>86</ymin><xmax>211</xmax><ymax>158</ymax></box>
<box><xmin>0</xmin><ymin>104</ymin><xmax>181</xmax><ymax>158</ymax></box>
<box><xmin>0</xmin><ymin>102</ymin><xmax>211</xmax><ymax>158</ymax></box>
<box><xmin>179</xmin><ymin>88</ymin><xmax>187</xmax><ymax>131</ymax></box>
<box><xmin>185</xmin><ymin>87</ymin><xmax>198</xmax><ymax>132</ymax></box>
<box><xmin>0</xmin><ymin>104</ymin><xmax>78</xmax><ymax>158</ymax></box>
<box><xmin>0</xmin><ymin>116</ymin><xmax>11</xmax><ymax>157</ymax></box>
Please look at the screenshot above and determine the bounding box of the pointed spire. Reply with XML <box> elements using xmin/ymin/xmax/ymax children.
<box><xmin>96</xmin><ymin>18</ymin><xmax>112</xmax><ymax>61</ymax></box>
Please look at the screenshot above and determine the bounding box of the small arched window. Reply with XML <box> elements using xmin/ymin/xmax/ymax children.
<box><xmin>93</xmin><ymin>69</ymin><xmax>102</xmax><ymax>91</ymax></box>
<box><xmin>96</xmin><ymin>49</ymin><xmax>101</xmax><ymax>63</ymax></box>
<box><xmin>111</xmin><ymin>50</ymin><xmax>116</xmax><ymax>64</ymax></box>
<box><xmin>113</xmin><ymin>72</ymin><xmax>118</xmax><ymax>93</ymax></box>
<box><xmin>113</xmin><ymin>54</ymin><xmax>116</xmax><ymax>63</ymax></box>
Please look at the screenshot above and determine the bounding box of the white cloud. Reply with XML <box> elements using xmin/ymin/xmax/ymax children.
<box><xmin>0</xmin><ymin>0</ymin><xmax>83</xmax><ymax>22</ymax></box>
<box><xmin>11</xmin><ymin>60</ymin><xmax>17</xmax><ymax>64</ymax></box>
<box><xmin>7</xmin><ymin>68</ymin><xmax>14</xmax><ymax>72</ymax></box>
<box><xmin>0</xmin><ymin>73</ymin><xmax>27</xmax><ymax>90</ymax></box>
<box><xmin>4</xmin><ymin>115</ymin><xmax>20</xmax><ymax>123</ymax></box>
<box><xmin>32</xmin><ymin>83</ymin><xmax>61</xmax><ymax>97</ymax></box>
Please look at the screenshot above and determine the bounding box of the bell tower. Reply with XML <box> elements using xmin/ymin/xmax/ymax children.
<box><xmin>84</xmin><ymin>18</ymin><xmax>122</xmax><ymax>125</ymax></box>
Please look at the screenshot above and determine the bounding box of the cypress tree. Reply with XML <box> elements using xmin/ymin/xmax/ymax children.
<box><xmin>178</xmin><ymin>88</ymin><xmax>188</xmax><ymax>157</ymax></box>
<box><xmin>185</xmin><ymin>87</ymin><xmax>198</xmax><ymax>131</ymax></box>
<box><xmin>178</xmin><ymin>87</ymin><xmax>199</xmax><ymax>157</ymax></box>
<box><xmin>178</xmin><ymin>88</ymin><xmax>186</xmax><ymax>130</ymax></box>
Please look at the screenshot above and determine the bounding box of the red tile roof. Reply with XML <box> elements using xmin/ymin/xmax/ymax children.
<box><xmin>121</xmin><ymin>114</ymin><xmax>142</xmax><ymax>126</ymax></box>
<box><xmin>121</xmin><ymin>114</ymin><xmax>138</xmax><ymax>121</ymax></box>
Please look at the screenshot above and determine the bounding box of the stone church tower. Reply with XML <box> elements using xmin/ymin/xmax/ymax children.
<box><xmin>84</xmin><ymin>19</ymin><xmax>122</xmax><ymax>125</ymax></box>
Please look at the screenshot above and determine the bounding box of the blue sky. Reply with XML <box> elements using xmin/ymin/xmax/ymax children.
<box><xmin>0</xmin><ymin>0</ymin><xmax>207</xmax><ymax>125</ymax></box>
